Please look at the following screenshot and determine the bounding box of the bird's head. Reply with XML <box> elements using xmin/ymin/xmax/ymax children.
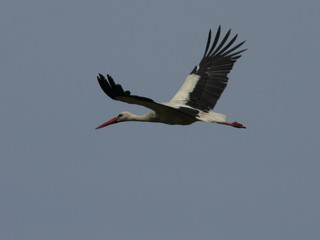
<box><xmin>95</xmin><ymin>112</ymin><xmax>132</xmax><ymax>129</ymax></box>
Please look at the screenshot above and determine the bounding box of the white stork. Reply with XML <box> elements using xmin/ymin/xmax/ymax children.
<box><xmin>96</xmin><ymin>26</ymin><xmax>246</xmax><ymax>129</ymax></box>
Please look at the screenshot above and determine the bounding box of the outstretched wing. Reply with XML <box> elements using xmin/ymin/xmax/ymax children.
<box><xmin>170</xmin><ymin>26</ymin><xmax>246</xmax><ymax>112</ymax></box>
<box><xmin>97</xmin><ymin>74</ymin><xmax>161</xmax><ymax>110</ymax></box>
<box><xmin>97</xmin><ymin>74</ymin><xmax>200</xmax><ymax>117</ymax></box>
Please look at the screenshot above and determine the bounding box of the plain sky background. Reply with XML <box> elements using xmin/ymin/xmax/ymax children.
<box><xmin>1</xmin><ymin>0</ymin><xmax>319</xmax><ymax>239</ymax></box>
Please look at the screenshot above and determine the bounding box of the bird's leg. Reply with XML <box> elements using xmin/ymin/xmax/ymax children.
<box><xmin>217</xmin><ymin>121</ymin><xmax>246</xmax><ymax>129</ymax></box>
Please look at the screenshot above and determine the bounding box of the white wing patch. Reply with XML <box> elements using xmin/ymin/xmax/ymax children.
<box><xmin>170</xmin><ymin>73</ymin><xmax>200</xmax><ymax>104</ymax></box>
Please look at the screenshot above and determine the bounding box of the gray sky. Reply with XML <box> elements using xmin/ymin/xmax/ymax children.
<box><xmin>1</xmin><ymin>0</ymin><xmax>319</xmax><ymax>239</ymax></box>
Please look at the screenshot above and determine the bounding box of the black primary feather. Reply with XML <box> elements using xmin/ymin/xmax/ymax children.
<box><xmin>97</xmin><ymin>74</ymin><xmax>154</xmax><ymax>103</ymax></box>
<box><xmin>186</xmin><ymin>27</ymin><xmax>247</xmax><ymax>112</ymax></box>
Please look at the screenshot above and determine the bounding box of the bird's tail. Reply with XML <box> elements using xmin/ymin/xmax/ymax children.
<box><xmin>197</xmin><ymin>111</ymin><xmax>227</xmax><ymax>123</ymax></box>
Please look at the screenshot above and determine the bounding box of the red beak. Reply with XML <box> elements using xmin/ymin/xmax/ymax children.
<box><xmin>95</xmin><ymin>118</ymin><xmax>119</xmax><ymax>129</ymax></box>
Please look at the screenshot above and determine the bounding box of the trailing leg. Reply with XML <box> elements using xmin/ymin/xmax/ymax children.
<box><xmin>217</xmin><ymin>121</ymin><xmax>246</xmax><ymax>129</ymax></box>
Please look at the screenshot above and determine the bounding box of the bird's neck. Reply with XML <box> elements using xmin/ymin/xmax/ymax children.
<box><xmin>127</xmin><ymin>112</ymin><xmax>157</xmax><ymax>122</ymax></box>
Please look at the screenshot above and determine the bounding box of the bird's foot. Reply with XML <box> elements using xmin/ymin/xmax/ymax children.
<box><xmin>218</xmin><ymin>121</ymin><xmax>246</xmax><ymax>129</ymax></box>
<box><xmin>231</xmin><ymin>122</ymin><xmax>246</xmax><ymax>128</ymax></box>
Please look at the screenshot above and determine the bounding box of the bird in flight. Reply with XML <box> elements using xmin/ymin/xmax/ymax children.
<box><xmin>96</xmin><ymin>26</ymin><xmax>246</xmax><ymax>129</ymax></box>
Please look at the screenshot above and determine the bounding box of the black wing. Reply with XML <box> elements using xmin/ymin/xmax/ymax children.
<box><xmin>171</xmin><ymin>26</ymin><xmax>246</xmax><ymax>112</ymax></box>
<box><xmin>97</xmin><ymin>74</ymin><xmax>161</xmax><ymax>109</ymax></box>
<box><xmin>97</xmin><ymin>74</ymin><xmax>200</xmax><ymax>117</ymax></box>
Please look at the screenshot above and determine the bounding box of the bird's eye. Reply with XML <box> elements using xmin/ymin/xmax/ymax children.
<box><xmin>118</xmin><ymin>114</ymin><xmax>123</xmax><ymax>118</ymax></box>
